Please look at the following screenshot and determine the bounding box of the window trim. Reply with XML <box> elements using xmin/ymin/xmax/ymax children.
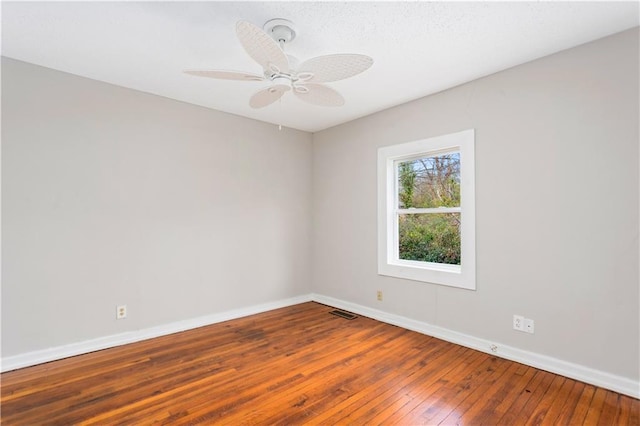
<box><xmin>377</xmin><ymin>129</ymin><xmax>476</xmax><ymax>290</ymax></box>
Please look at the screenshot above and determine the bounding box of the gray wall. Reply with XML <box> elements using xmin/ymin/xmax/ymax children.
<box><xmin>2</xmin><ymin>28</ymin><xmax>638</xmax><ymax>383</ymax></box>
<box><xmin>312</xmin><ymin>28</ymin><xmax>639</xmax><ymax>380</ymax></box>
<box><xmin>2</xmin><ymin>58</ymin><xmax>312</xmax><ymax>356</ymax></box>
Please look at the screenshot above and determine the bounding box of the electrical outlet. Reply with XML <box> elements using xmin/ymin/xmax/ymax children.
<box><xmin>513</xmin><ymin>315</ymin><xmax>524</xmax><ymax>331</ymax></box>
<box><xmin>116</xmin><ymin>305</ymin><xmax>127</xmax><ymax>320</ymax></box>
<box><xmin>524</xmin><ymin>318</ymin><xmax>535</xmax><ymax>334</ymax></box>
<box><xmin>377</xmin><ymin>290</ymin><xmax>383</xmax><ymax>301</ymax></box>
<box><xmin>514</xmin><ymin>315</ymin><xmax>535</xmax><ymax>334</ymax></box>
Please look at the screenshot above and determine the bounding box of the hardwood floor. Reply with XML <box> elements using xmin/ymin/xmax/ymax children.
<box><xmin>1</xmin><ymin>302</ymin><xmax>638</xmax><ymax>425</ymax></box>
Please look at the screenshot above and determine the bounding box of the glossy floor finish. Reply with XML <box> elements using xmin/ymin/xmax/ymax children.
<box><xmin>1</xmin><ymin>302</ymin><xmax>638</xmax><ymax>425</ymax></box>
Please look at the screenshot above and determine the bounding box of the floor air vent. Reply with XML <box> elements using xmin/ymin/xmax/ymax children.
<box><xmin>329</xmin><ymin>310</ymin><xmax>358</xmax><ymax>320</ymax></box>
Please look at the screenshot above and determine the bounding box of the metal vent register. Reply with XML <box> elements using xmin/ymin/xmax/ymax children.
<box><xmin>329</xmin><ymin>310</ymin><xmax>358</xmax><ymax>320</ymax></box>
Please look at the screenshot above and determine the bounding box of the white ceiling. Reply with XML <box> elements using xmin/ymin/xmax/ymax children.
<box><xmin>2</xmin><ymin>1</ymin><xmax>638</xmax><ymax>133</ymax></box>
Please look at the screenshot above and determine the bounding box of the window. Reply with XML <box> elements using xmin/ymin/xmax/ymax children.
<box><xmin>377</xmin><ymin>129</ymin><xmax>475</xmax><ymax>290</ymax></box>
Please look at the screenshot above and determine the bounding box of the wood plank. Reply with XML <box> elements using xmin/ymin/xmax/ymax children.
<box><xmin>301</xmin><ymin>339</ymin><xmax>464</xmax><ymax>425</ymax></box>
<box><xmin>523</xmin><ymin>375</ymin><xmax>567</xmax><ymax>425</ymax></box>
<box><xmin>569</xmin><ymin>384</ymin><xmax>597</xmax><ymax>424</ymax></box>
<box><xmin>583</xmin><ymin>387</ymin><xmax>609</xmax><ymax>425</ymax></box>
<box><xmin>320</xmin><ymin>343</ymin><xmax>464</xmax><ymax>424</ymax></box>
<box><xmin>597</xmin><ymin>391</ymin><xmax>621</xmax><ymax>426</ymax></box>
<box><xmin>368</xmin><ymin>348</ymin><xmax>483</xmax><ymax>424</ymax></box>
<box><xmin>411</xmin><ymin>356</ymin><xmax>512</xmax><ymax>424</ymax></box>
<box><xmin>446</xmin><ymin>360</ymin><xmax>526</xmax><ymax>423</ymax></box>
<box><xmin>538</xmin><ymin>376</ymin><xmax>585</xmax><ymax>424</ymax></box>
<box><xmin>151</xmin><ymin>321</ymin><xmax>409</xmax><ymax>424</ymax></box>
<box><xmin>1</xmin><ymin>302</ymin><xmax>637</xmax><ymax>425</ymax></box>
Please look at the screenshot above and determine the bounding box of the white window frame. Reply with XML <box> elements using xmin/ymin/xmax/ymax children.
<box><xmin>377</xmin><ymin>129</ymin><xmax>476</xmax><ymax>290</ymax></box>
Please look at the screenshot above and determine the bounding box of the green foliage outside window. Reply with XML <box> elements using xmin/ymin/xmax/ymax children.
<box><xmin>397</xmin><ymin>153</ymin><xmax>461</xmax><ymax>265</ymax></box>
<box><xmin>399</xmin><ymin>214</ymin><xmax>461</xmax><ymax>264</ymax></box>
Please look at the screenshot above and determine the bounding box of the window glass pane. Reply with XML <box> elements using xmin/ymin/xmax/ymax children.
<box><xmin>397</xmin><ymin>152</ymin><xmax>460</xmax><ymax>208</ymax></box>
<box><xmin>398</xmin><ymin>213</ymin><xmax>460</xmax><ymax>265</ymax></box>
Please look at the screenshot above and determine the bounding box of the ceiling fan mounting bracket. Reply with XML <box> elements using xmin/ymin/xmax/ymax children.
<box><xmin>263</xmin><ymin>18</ymin><xmax>297</xmax><ymax>45</ymax></box>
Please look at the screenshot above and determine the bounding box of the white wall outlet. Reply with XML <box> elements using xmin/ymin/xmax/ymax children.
<box><xmin>524</xmin><ymin>318</ymin><xmax>535</xmax><ymax>334</ymax></box>
<box><xmin>513</xmin><ymin>315</ymin><xmax>524</xmax><ymax>331</ymax></box>
<box><xmin>116</xmin><ymin>305</ymin><xmax>127</xmax><ymax>320</ymax></box>
<box><xmin>377</xmin><ymin>290</ymin><xmax>383</xmax><ymax>301</ymax></box>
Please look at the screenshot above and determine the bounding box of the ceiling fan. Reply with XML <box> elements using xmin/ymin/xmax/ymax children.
<box><xmin>185</xmin><ymin>19</ymin><xmax>373</xmax><ymax>109</ymax></box>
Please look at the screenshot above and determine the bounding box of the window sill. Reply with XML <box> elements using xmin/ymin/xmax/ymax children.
<box><xmin>378</xmin><ymin>261</ymin><xmax>474</xmax><ymax>290</ymax></box>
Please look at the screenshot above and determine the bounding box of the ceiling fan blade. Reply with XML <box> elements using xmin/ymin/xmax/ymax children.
<box><xmin>297</xmin><ymin>54</ymin><xmax>373</xmax><ymax>83</ymax></box>
<box><xmin>184</xmin><ymin>70</ymin><xmax>264</xmax><ymax>81</ymax></box>
<box><xmin>293</xmin><ymin>83</ymin><xmax>345</xmax><ymax>107</ymax></box>
<box><xmin>236</xmin><ymin>20</ymin><xmax>289</xmax><ymax>74</ymax></box>
<box><xmin>250</xmin><ymin>86</ymin><xmax>285</xmax><ymax>109</ymax></box>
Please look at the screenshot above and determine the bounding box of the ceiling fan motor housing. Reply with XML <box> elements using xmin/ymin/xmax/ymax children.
<box><xmin>270</xmin><ymin>75</ymin><xmax>292</xmax><ymax>92</ymax></box>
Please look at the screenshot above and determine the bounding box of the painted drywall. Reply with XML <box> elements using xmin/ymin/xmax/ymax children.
<box><xmin>2</xmin><ymin>26</ymin><xmax>639</xmax><ymax>388</ymax></box>
<box><xmin>1</xmin><ymin>58</ymin><xmax>312</xmax><ymax>357</ymax></box>
<box><xmin>312</xmin><ymin>28</ymin><xmax>639</xmax><ymax>381</ymax></box>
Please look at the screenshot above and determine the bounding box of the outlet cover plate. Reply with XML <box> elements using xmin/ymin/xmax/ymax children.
<box><xmin>524</xmin><ymin>318</ymin><xmax>535</xmax><ymax>334</ymax></box>
<box><xmin>513</xmin><ymin>315</ymin><xmax>524</xmax><ymax>331</ymax></box>
<box><xmin>116</xmin><ymin>305</ymin><xmax>127</xmax><ymax>320</ymax></box>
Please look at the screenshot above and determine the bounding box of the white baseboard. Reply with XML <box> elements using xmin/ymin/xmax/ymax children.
<box><xmin>1</xmin><ymin>294</ymin><xmax>312</xmax><ymax>373</ymax></box>
<box><xmin>311</xmin><ymin>293</ymin><xmax>640</xmax><ymax>399</ymax></box>
<box><xmin>3</xmin><ymin>292</ymin><xmax>638</xmax><ymax>399</ymax></box>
